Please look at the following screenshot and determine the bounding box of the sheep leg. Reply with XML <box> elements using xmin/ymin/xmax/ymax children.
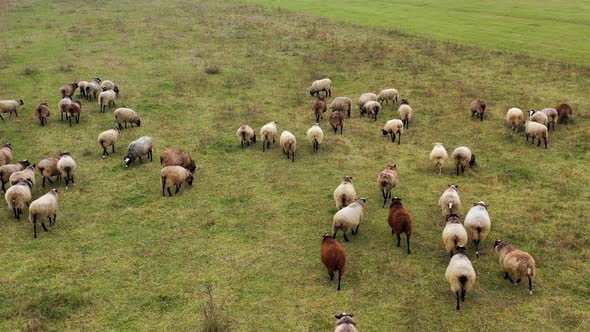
<box><xmin>337</xmin><ymin>270</ymin><xmax>341</xmax><ymax>291</ymax></box>
<box><xmin>292</xmin><ymin>152</ymin><xmax>295</xmax><ymax>162</ymax></box>
<box><xmin>332</xmin><ymin>124</ymin><xmax>337</xmax><ymax>133</ymax></box>
<box><xmin>343</xmin><ymin>233</ymin><xmax>350</xmax><ymax>242</ymax></box>
<box><xmin>103</xmin><ymin>147</ymin><xmax>108</xmax><ymax>157</ymax></box>
<box><xmin>504</xmin><ymin>272</ymin><xmax>514</xmax><ymax>283</ymax></box>
<box><xmin>1</xmin><ymin>181</ymin><xmax>5</xmax><ymax>192</ymax></box>
<box><xmin>33</xmin><ymin>218</ymin><xmax>37</xmax><ymax>238</ymax></box>
<box><xmin>168</xmin><ymin>187</ymin><xmax>173</xmax><ymax>197</ymax></box>
<box><xmin>391</xmin><ymin>133</ymin><xmax>395</xmax><ymax>142</ymax></box>
<box><xmin>13</xmin><ymin>110</ymin><xmax>18</xmax><ymax>117</ymax></box>
<box><xmin>41</xmin><ymin>222</ymin><xmax>48</xmax><ymax>232</ymax></box>
<box><xmin>340</xmin><ymin>124</ymin><xmax>343</xmax><ymax>134</ymax></box>
<box><xmin>53</xmin><ymin>214</ymin><xmax>56</xmax><ymax>225</ymax></box>
<box><xmin>241</xmin><ymin>141</ymin><xmax>244</xmax><ymax>149</ymax></box>
<box><xmin>112</xmin><ymin>145</ymin><xmax>115</xmax><ymax>153</ymax></box>
<box><xmin>13</xmin><ymin>207</ymin><xmax>18</xmax><ymax>219</ymax></box>
<box><xmin>69</xmin><ymin>115</ymin><xmax>72</xmax><ymax>126</ymax></box>
<box><xmin>475</xmin><ymin>240</ymin><xmax>480</xmax><ymax>258</ymax></box>
<box><xmin>480</xmin><ymin>113</ymin><xmax>483</xmax><ymax>121</ymax></box>
<box><xmin>124</xmin><ymin>122</ymin><xmax>127</xmax><ymax>128</ymax></box>
<box><xmin>406</xmin><ymin>234</ymin><xmax>411</xmax><ymax>254</ymax></box>
<box><xmin>455</xmin><ymin>291</ymin><xmax>460</xmax><ymax>310</ymax></box>
<box><xmin>0</xmin><ymin>113</ymin><xmax>3</xmax><ymax>120</ymax></box>
<box><xmin>316</xmin><ymin>113</ymin><xmax>320</xmax><ymax>122</ymax></box>
<box><xmin>354</xmin><ymin>225</ymin><xmax>360</xmax><ymax>235</ymax></box>
<box><xmin>149</xmin><ymin>150</ymin><xmax>153</xmax><ymax>161</ymax></box>
<box><xmin>161</xmin><ymin>178</ymin><xmax>166</xmax><ymax>196</ymax></box>
<box><xmin>396</xmin><ymin>234</ymin><xmax>401</xmax><ymax>247</ymax></box>
<box><xmin>329</xmin><ymin>271</ymin><xmax>334</xmax><ymax>280</ymax></box>
<box><xmin>176</xmin><ymin>183</ymin><xmax>181</xmax><ymax>193</ymax></box>
<box><xmin>76</xmin><ymin>115</ymin><xmax>79</xmax><ymax>124</ymax></box>
<box><xmin>461</xmin><ymin>165</ymin><xmax>465</xmax><ymax>174</ymax></box>
<box><xmin>544</xmin><ymin>137</ymin><xmax>547</xmax><ymax>149</ymax></box>
<box><xmin>456</xmin><ymin>165</ymin><xmax>459</xmax><ymax>176</ymax></box>
<box><xmin>262</xmin><ymin>139</ymin><xmax>266</xmax><ymax>152</ymax></box>
<box><xmin>461</xmin><ymin>288</ymin><xmax>466</xmax><ymax>302</ymax></box>
<box><xmin>139</xmin><ymin>156</ymin><xmax>143</xmax><ymax>163</ymax></box>
<box><xmin>528</xmin><ymin>275</ymin><xmax>533</xmax><ymax>295</ymax></box>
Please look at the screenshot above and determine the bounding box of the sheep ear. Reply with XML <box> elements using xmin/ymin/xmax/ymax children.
<box><xmin>393</xmin><ymin>164</ymin><xmax>397</xmax><ymax>168</ymax></box>
<box><xmin>335</xmin><ymin>314</ymin><xmax>342</xmax><ymax>319</ymax></box>
<box><xmin>473</xmin><ymin>202</ymin><xmax>478</xmax><ymax>206</ymax></box>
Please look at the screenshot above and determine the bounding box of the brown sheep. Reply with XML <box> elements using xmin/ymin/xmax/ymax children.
<box><xmin>312</xmin><ymin>96</ymin><xmax>327</xmax><ymax>122</ymax></box>
<box><xmin>555</xmin><ymin>103</ymin><xmax>573</xmax><ymax>125</ymax></box>
<box><xmin>0</xmin><ymin>143</ymin><xmax>13</xmax><ymax>166</ymax></box>
<box><xmin>161</xmin><ymin>166</ymin><xmax>194</xmax><ymax>197</ymax></box>
<box><xmin>494</xmin><ymin>240</ymin><xmax>536</xmax><ymax>295</ymax></box>
<box><xmin>377</xmin><ymin>164</ymin><xmax>398</xmax><ymax>208</ymax></box>
<box><xmin>35</xmin><ymin>103</ymin><xmax>51</xmax><ymax>126</ymax></box>
<box><xmin>387</xmin><ymin>197</ymin><xmax>413</xmax><ymax>254</ymax></box>
<box><xmin>160</xmin><ymin>148</ymin><xmax>196</xmax><ymax>174</ymax></box>
<box><xmin>0</xmin><ymin>160</ymin><xmax>30</xmax><ymax>192</ymax></box>
<box><xmin>60</xmin><ymin>82</ymin><xmax>78</xmax><ymax>98</ymax></box>
<box><xmin>321</xmin><ymin>233</ymin><xmax>347</xmax><ymax>291</ymax></box>
<box><xmin>38</xmin><ymin>155</ymin><xmax>62</xmax><ymax>187</ymax></box>
<box><xmin>329</xmin><ymin>111</ymin><xmax>345</xmax><ymax>134</ymax></box>
<box><xmin>470</xmin><ymin>99</ymin><xmax>486</xmax><ymax>121</ymax></box>
<box><xmin>64</xmin><ymin>101</ymin><xmax>81</xmax><ymax>126</ymax></box>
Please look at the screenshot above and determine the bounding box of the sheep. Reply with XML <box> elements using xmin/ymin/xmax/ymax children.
<box><xmin>0</xmin><ymin>99</ymin><xmax>24</xmax><ymax>119</ymax></box>
<box><xmin>362</xmin><ymin>100</ymin><xmax>381</xmax><ymax>121</ymax></box>
<box><xmin>0</xmin><ymin>160</ymin><xmax>30</xmax><ymax>192</ymax></box>
<box><xmin>35</xmin><ymin>103</ymin><xmax>50</xmax><ymax>126</ymax></box>
<box><xmin>64</xmin><ymin>101</ymin><xmax>81</xmax><ymax>126</ymax></box>
<box><xmin>28</xmin><ymin>189</ymin><xmax>59</xmax><ymax>238</ymax></box>
<box><xmin>312</xmin><ymin>96</ymin><xmax>327</xmax><ymax>122</ymax></box>
<box><xmin>236</xmin><ymin>125</ymin><xmax>256</xmax><ymax>149</ymax></box>
<box><xmin>306</xmin><ymin>123</ymin><xmax>324</xmax><ymax>152</ymax></box>
<box><xmin>506</xmin><ymin>107</ymin><xmax>525</xmax><ymax>132</ymax></box>
<box><xmin>333</xmin><ymin>176</ymin><xmax>356</xmax><ymax>210</ymax></box>
<box><xmin>160</xmin><ymin>148</ymin><xmax>196</xmax><ymax>174</ymax></box>
<box><xmin>59</xmin><ymin>82</ymin><xmax>78</xmax><ymax>98</ymax></box>
<box><xmin>160</xmin><ymin>165</ymin><xmax>194</xmax><ymax>197</ymax></box>
<box><xmin>451</xmin><ymin>146</ymin><xmax>477</xmax><ymax>176</ymax></box>
<box><xmin>334</xmin><ymin>313</ymin><xmax>358</xmax><ymax>332</ymax></box>
<box><xmin>470</xmin><ymin>99</ymin><xmax>486</xmax><ymax>121</ymax></box>
<box><xmin>57</xmin><ymin>153</ymin><xmax>76</xmax><ymax>189</ymax></box>
<box><xmin>397</xmin><ymin>99</ymin><xmax>413</xmax><ymax>129</ymax></box>
<box><xmin>98</xmin><ymin>128</ymin><xmax>120</xmax><ymax>159</ymax></box>
<box><xmin>309</xmin><ymin>78</ymin><xmax>332</xmax><ymax>98</ymax></box>
<box><xmin>58</xmin><ymin>97</ymin><xmax>72</xmax><ymax>121</ymax></box>
<box><xmin>377</xmin><ymin>164</ymin><xmax>398</xmax><ymax>208</ymax></box>
<box><xmin>387</xmin><ymin>197</ymin><xmax>413</xmax><ymax>254</ymax></box>
<box><xmin>38</xmin><ymin>155</ymin><xmax>61</xmax><ymax>187</ymax></box>
<box><xmin>494</xmin><ymin>240</ymin><xmax>536</xmax><ymax>295</ymax></box>
<box><xmin>124</xmin><ymin>136</ymin><xmax>153</xmax><ymax>167</ymax></box>
<box><xmin>78</xmin><ymin>81</ymin><xmax>88</xmax><ymax>98</ymax></box>
<box><xmin>524</xmin><ymin>121</ymin><xmax>548</xmax><ymax>149</ymax></box>
<box><xmin>114</xmin><ymin>108</ymin><xmax>141</xmax><ymax>129</ymax></box>
<box><xmin>98</xmin><ymin>87</ymin><xmax>119</xmax><ymax>112</ymax></box>
<box><xmin>279</xmin><ymin>130</ymin><xmax>297</xmax><ymax>162</ymax></box>
<box><xmin>330</xmin><ymin>97</ymin><xmax>353</xmax><ymax>118</ymax></box>
<box><xmin>528</xmin><ymin>109</ymin><xmax>548</xmax><ymax>127</ymax></box>
<box><xmin>9</xmin><ymin>164</ymin><xmax>36</xmax><ymax>186</ymax></box>
<box><xmin>321</xmin><ymin>233</ymin><xmax>347</xmax><ymax>291</ymax></box>
<box><xmin>0</xmin><ymin>143</ymin><xmax>14</xmax><ymax>166</ymax></box>
<box><xmin>540</xmin><ymin>108</ymin><xmax>558</xmax><ymax>131</ymax></box>
<box><xmin>358</xmin><ymin>92</ymin><xmax>377</xmax><ymax>113</ymax></box>
<box><xmin>377</xmin><ymin>88</ymin><xmax>399</xmax><ymax>105</ymax></box>
<box><xmin>329</xmin><ymin>111</ymin><xmax>345</xmax><ymax>134</ymax></box>
<box><xmin>4</xmin><ymin>179</ymin><xmax>32</xmax><ymax>220</ymax></box>
<box><xmin>429</xmin><ymin>143</ymin><xmax>448</xmax><ymax>176</ymax></box>
<box><xmin>442</xmin><ymin>214</ymin><xmax>468</xmax><ymax>257</ymax></box>
<box><xmin>260</xmin><ymin>121</ymin><xmax>277</xmax><ymax>152</ymax></box>
<box><xmin>555</xmin><ymin>103</ymin><xmax>573</xmax><ymax>124</ymax></box>
<box><xmin>332</xmin><ymin>198</ymin><xmax>366</xmax><ymax>242</ymax></box>
<box><xmin>100</xmin><ymin>80</ymin><xmax>116</xmax><ymax>90</ymax></box>
<box><xmin>84</xmin><ymin>78</ymin><xmax>101</xmax><ymax>101</ymax></box>
<box><xmin>438</xmin><ymin>184</ymin><xmax>461</xmax><ymax>218</ymax></box>
<box><xmin>381</xmin><ymin>119</ymin><xmax>403</xmax><ymax>144</ymax></box>
<box><xmin>464</xmin><ymin>201</ymin><xmax>491</xmax><ymax>258</ymax></box>
<box><xmin>445</xmin><ymin>245</ymin><xmax>476</xmax><ymax>310</ymax></box>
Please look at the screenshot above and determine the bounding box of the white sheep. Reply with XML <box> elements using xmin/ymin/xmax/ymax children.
<box><xmin>114</xmin><ymin>108</ymin><xmax>141</xmax><ymax>129</ymax></box>
<box><xmin>85</xmin><ymin>78</ymin><xmax>101</xmax><ymax>100</ymax></box>
<box><xmin>58</xmin><ymin>97</ymin><xmax>72</xmax><ymax>121</ymax></box>
<box><xmin>451</xmin><ymin>146</ymin><xmax>477</xmax><ymax>176</ymax></box>
<box><xmin>377</xmin><ymin>164</ymin><xmax>398</xmax><ymax>208</ymax></box>
<box><xmin>57</xmin><ymin>153</ymin><xmax>76</xmax><ymax>189</ymax></box>
<box><xmin>506</xmin><ymin>107</ymin><xmax>525</xmax><ymax>132</ymax></box>
<box><xmin>309</xmin><ymin>78</ymin><xmax>332</xmax><ymax>98</ymax></box>
<box><xmin>381</xmin><ymin>119</ymin><xmax>403</xmax><ymax>144</ymax></box>
<box><xmin>100</xmin><ymin>80</ymin><xmax>116</xmax><ymax>90</ymax></box>
<box><xmin>333</xmin><ymin>176</ymin><xmax>356</xmax><ymax>210</ymax></box>
<box><xmin>0</xmin><ymin>99</ymin><xmax>24</xmax><ymax>119</ymax></box>
<box><xmin>464</xmin><ymin>201</ymin><xmax>491</xmax><ymax>258</ymax></box>
<box><xmin>429</xmin><ymin>143</ymin><xmax>448</xmax><ymax>176</ymax></box>
<box><xmin>362</xmin><ymin>100</ymin><xmax>381</xmax><ymax>121</ymax></box>
<box><xmin>0</xmin><ymin>160</ymin><xmax>30</xmax><ymax>192</ymax></box>
<box><xmin>377</xmin><ymin>88</ymin><xmax>399</xmax><ymax>104</ymax></box>
<box><xmin>528</xmin><ymin>109</ymin><xmax>548</xmax><ymax>126</ymax></box>
<box><xmin>540</xmin><ymin>108</ymin><xmax>558</xmax><ymax>131</ymax></box>
<box><xmin>332</xmin><ymin>198</ymin><xmax>366</xmax><ymax>242</ymax></box>
<box><xmin>4</xmin><ymin>179</ymin><xmax>32</xmax><ymax>220</ymax></box>
<box><xmin>160</xmin><ymin>166</ymin><xmax>194</xmax><ymax>197</ymax></box>
<box><xmin>306</xmin><ymin>123</ymin><xmax>324</xmax><ymax>152</ymax></box>
<box><xmin>9</xmin><ymin>164</ymin><xmax>36</xmax><ymax>186</ymax></box>
<box><xmin>442</xmin><ymin>214</ymin><xmax>468</xmax><ymax>257</ymax></box>
<box><xmin>397</xmin><ymin>99</ymin><xmax>413</xmax><ymax>129</ymax></box>
<box><xmin>98</xmin><ymin>128</ymin><xmax>120</xmax><ymax>159</ymax></box>
<box><xmin>279</xmin><ymin>131</ymin><xmax>297</xmax><ymax>162</ymax></box>
<box><xmin>260</xmin><ymin>121</ymin><xmax>277</xmax><ymax>152</ymax></box>
<box><xmin>236</xmin><ymin>125</ymin><xmax>256</xmax><ymax>149</ymax></box>
<box><xmin>124</xmin><ymin>136</ymin><xmax>153</xmax><ymax>167</ymax></box>
<box><xmin>334</xmin><ymin>313</ymin><xmax>358</xmax><ymax>332</ymax></box>
<box><xmin>98</xmin><ymin>89</ymin><xmax>118</xmax><ymax>112</ymax></box>
<box><xmin>445</xmin><ymin>246</ymin><xmax>476</xmax><ymax>310</ymax></box>
<box><xmin>358</xmin><ymin>92</ymin><xmax>377</xmax><ymax>112</ymax></box>
<box><xmin>438</xmin><ymin>184</ymin><xmax>461</xmax><ymax>218</ymax></box>
<box><xmin>330</xmin><ymin>97</ymin><xmax>353</xmax><ymax>118</ymax></box>
<box><xmin>29</xmin><ymin>189</ymin><xmax>59</xmax><ymax>238</ymax></box>
<box><xmin>524</xmin><ymin>121</ymin><xmax>548</xmax><ymax>149</ymax></box>
<box><xmin>78</xmin><ymin>81</ymin><xmax>88</xmax><ymax>98</ymax></box>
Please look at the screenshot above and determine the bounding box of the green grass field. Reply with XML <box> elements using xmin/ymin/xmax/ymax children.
<box><xmin>1</xmin><ymin>0</ymin><xmax>589</xmax><ymax>330</ymax></box>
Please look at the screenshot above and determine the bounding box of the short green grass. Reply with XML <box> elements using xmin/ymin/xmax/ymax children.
<box><xmin>1</xmin><ymin>0</ymin><xmax>589</xmax><ymax>330</ymax></box>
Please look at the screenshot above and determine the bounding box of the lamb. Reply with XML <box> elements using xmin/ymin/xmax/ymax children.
<box><xmin>236</xmin><ymin>125</ymin><xmax>256</xmax><ymax>149</ymax></box>
<box><xmin>397</xmin><ymin>99</ymin><xmax>413</xmax><ymax>129</ymax></box>
<box><xmin>58</xmin><ymin>97</ymin><xmax>72</xmax><ymax>121</ymax></box>
<box><xmin>505</xmin><ymin>107</ymin><xmax>525</xmax><ymax>132</ymax></box>
<box><xmin>387</xmin><ymin>197</ymin><xmax>413</xmax><ymax>254</ymax></box>
<box><xmin>470</xmin><ymin>99</ymin><xmax>486</xmax><ymax>121</ymax></box>
<box><xmin>114</xmin><ymin>108</ymin><xmax>141</xmax><ymax>129</ymax></box>
<box><xmin>377</xmin><ymin>88</ymin><xmax>399</xmax><ymax>105</ymax></box>
<box><xmin>464</xmin><ymin>201</ymin><xmax>491</xmax><ymax>258</ymax></box>
<box><xmin>0</xmin><ymin>143</ymin><xmax>14</xmax><ymax>166</ymax></box>
<box><xmin>59</xmin><ymin>82</ymin><xmax>78</xmax><ymax>98</ymax></box>
<box><xmin>77</xmin><ymin>81</ymin><xmax>88</xmax><ymax>98</ymax></box>
<box><xmin>260</xmin><ymin>121</ymin><xmax>277</xmax><ymax>152</ymax></box>
<box><xmin>330</xmin><ymin>97</ymin><xmax>353</xmax><ymax>118</ymax></box>
<box><xmin>429</xmin><ymin>143</ymin><xmax>448</xmax><ymax>176</ymax></box>
<box><xmin>358</xmin><ymin>92</ymin><xmax>377</xmax><ymax>113</ymax></box>
<box><xmin>524</xmin><ymin>121</ymin><xmax>548</xmax><ymax>149</ymax></box>
<box><xmin>0</xmin><ymin>99</ymin><xmax>24</xmax><ymax>119</ymax></box>
<box><xmin>64</xmin><ymin>101</ymin><xmax>81</xmax><ymax>126</ymax></box>
<box><xmin>312</xmin><ymin>97</ymin><xmax>327</xmax><ymax>122</ymax></box>
<box><xmin>57</xmin><ymin>153</ymin><xmax>76</xmax><ymax>189</ymax></box>
<box><xmin>309</xmin><ymin>78</ymin><xmax>332</xmax><ymax>98</ymax></box>
<box><xmin>334</xmin><ymin>313</ymin><xmax>358</xmax><ymax>332</ymax></box>
<box><xmin>28</xmin><ymin>189</ymin><xmax>59</xmax><ymax>238</ymax></box>
<box><xmin>362</xmin><ymin>100</ymin><xmax>381</xmax><ymax>121</ymax></box>
<box><xmin>38</xmin><ymin>155</ymin><xmax>61</xmax><ymax>187</ymax></box>
<box><xmin>4</xmin><ymin>179</ymin><xmax>32</xmax><ymax>220</ymax></box>
<box><xmin>332</xmin><ymin>198</ymin><xmax>366</xmax><ymax>242</ymax></box>
<box><xmin>35</xmin><ymin>103</ymin><xmax>50</xmax><ymax>126</ymax></box>
<box><xmin>98</xmin><ymin>87</ymin><xmax>119</xmax><ymax>112</ymax></box>
<box><xmin>381</xmin><ymin>119</ymin><xmax>403</xmax><ymax>144</ymax></box>
<box><xmin>442</xmin><ymin>214</ymin><xmax>468</xmax><ymax>257</ymax></box>
<box><xmin>329</xmin><ymin>111</ymin><xmax>345</xmax><ymax>134</ymax></box>
<box><xmin>124</xmin><ymin>136</ymin><xmax>153</xmax><ymax>167</ymax></box>
<box><xmin>306</xmin><ymin>123</ymin><xmax>324</xmax><ymax>152</ymax></box>
<box><xmin>540</xmin><ymin>108</ymin><xmax>558</xmax><ymax>131</ymax></box>
<box><xmin>160</xmin><ymin>166</ymin><xmax>194</xmax><ymax>197</ymax></box>
<box><xmin>555</xmin><ymin>103</ymin><xmax>573</xmax><ymax>124</ymax></box>
<box><xmin>451</xmin><ymin>146</ymin><xmax>477</xmax><ymax>176</ymax></box>
<box><xmin>445</xmin><ymin>245</ymin><xmax>476</xmax><ymax>310</ymax></box>
<box><xmin>528</xmin><ymin>109</ymin><xmax>548</xmax><ymax>126</ymax></box>
<box><xmin>494</xmin><ymin>240</ymin><xmax>536</xmax><ymax>295</ymax></box>
<box><xmin>321</xmin><ymin>233</ymin><xmax>347</xmax><ymax>291</ymax></box>
<box><xmin>100</xmin><ymin>80</ymin><xmax>116</xmax><ymax>90</ymax></box>
<box><xmin>9</xmin><ymin>164</ymin><xmax>36</xmax><ymax>186</ymax></box>
<box><xmin>333</xmin><ymin>176</ymin><xmax>356</xmax><ymax>210</ymax></box>
<box><xmin>0</xmin><ymin>160</ymin><xmax>30</xmax><ymax>192</ymax></box>
<box><xmin>438</xmin><ymin>184</ymin><xmax>461</xmax><ymax>218</ymax></box>
<box><xmin>279</xmin><ymin>130</ymin><xmax>297</xmax><ymax>162</ymax></box>
<box><xmin>84</xmin><ymin>78</ymin><xmax>101</xmax><ymax>101</ymax></box>
<box><xmin>377</xmin><ymin>164</ymin><xmax>398</xmax><ymax>208</ymax></box>
<box><xmin>98</xmin><ymin>128</ymin><xmax>120</xmax><ymax>159</ymax></box>
<box><xmin>160</xmin><ymin>148</ymin><xmax>196</xmax><ymax>174</ymax></box>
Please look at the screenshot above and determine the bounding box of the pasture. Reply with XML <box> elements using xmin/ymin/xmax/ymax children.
<box><xmin>0</xmin><ymin>0</ymin><xmax>589</xmax><ymax>330</ymax></box>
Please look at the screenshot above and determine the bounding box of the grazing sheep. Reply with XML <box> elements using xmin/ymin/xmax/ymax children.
<box><xmin>64</xmin><ymin>101</ymin><xmax>81</xmax><ymax>126</ymax></box>
<box><xmin>333</xmin><ymin>176</ymin><xmax>356</xmax><ymax>210</ymax></box>
<box><xmin>451</xmin><ymin>146</ymin><xmax>477</xmax><ymax>176</ymax></box>
<box><xmin>114</xmin><ymin>108</ymin><xmax>141</xmax><ymax>129</ymax></box>
<box><xmin>332</xmin><ymin>198</ymin><xmax>366</xmax><ymax>242</ymax></box>
<box><xmin>28</xmin><ymin>189</ymin><xmax>59</xmax><ymax>239</ymax></box>
<box><xmin>4</xmin><ymin>180</ymin><xmax>32</xmax><ymax>220</ymax></box>
<box><xmin>0</xmin><ymin>160</ymin><xmax>30</xmax><ymax>192</ymax></box>
<box><xmin>279</xmin><ymin>130</ymin><xmax>297</xmax><ymax>162</ymax></box>
<box><xmin>57</xmin><ymin>153</ymin><xmax>76</xmax><ymax>189</ymax></box>
<box><xmin>78</xmin><ymin>81</ymin><xmax>88</xmax><ymax>98</ymax></box>
<box><xmin>306</xmin><ymin>123</ymin><xmax>324</xmax><ymax>152</ymax></box>
<box><xmin>0</xmin><ymin>143</ymin><xmax>13</xmax><ymax>166</ymax></box>
<box><xmin>381</xmin><ymin>119</ymin><xmax>403</xmax><ymax>144</ymax></box>
<box><xmin>124</xmin><ymin>136</ymin><xmax>153</xmax><ymax>167</ymax></box>
<box><xmin>494</xmin><ymin>240</ymin><xmax>536</xmax><ymax>295</ymax></box>
<box><xmin>35</xmin><ymin>103</ymin><xmax>50</xmax><ymax>126</ymax></box>
<box><xmin>9</xmin><ymin>164</ymin><xmax>36</xmax><ymax>186</ymax></box>
<box><xmin>464</xmin><ymin>201</ymin><xmax>491</xmax><ymax>258</ymax></box>
<box><xmin>470</xmin><ymin>99</ymin><xmax>486</xmax><ymax>121</ymax></box>
<box><xmin>98</xmin><ymin>87</ymin><xmax>119</xmax><ymax>112</ymax></box>
<box><xmin>388</xmin><ymin>197</ymin><xmax>413</xmax><ymax>254</ymax></box>
<box><xmin>236</xmin><ymin>125</ymin><xmax>256</xmax><ymax>149</ymax></box>
<box><xmin>397</xmin><ymin>99</ymin><xmax>413</xmax><ymax>129</ymax></box>
<box><xmin>330</xmin><ymin>97</ymin><xmax>353</xmax><ymax>118</ymax></box>
<box><xmin>59</xmin><ymin>82</ymin><xmax>78</xmax><ymax>98</ymax></box>
<box><xmin>334</xmin><ymin>313</ymin><xmax>358</xmax><ymax>332</ymax></box>
<box><xmin>321</xmin><ymin>233</ymin><xmax>347</xmax><ymax>291</ymax></box>
<box><xmin>160</xmin><ymin>148</ymin><xmax>196</xmax><ymax>174</ymax></box>
<box><xmin>555</xmin><ymin>103</ymin><xmax>573</xmax><ymax>124</ymax></box>
<box><xmin>540</xmin><ymin>108</ymin><xmax>558</xmax><ymax>131</ymax></box>
<box><xmin>260</xmin><ymin>121</ymin><xmax>278</xmax><ymax>152</ymax></box>
<box><xmin>329</xmin><ymin>111</ymin><xmax>345</xmax><ymax>134</ymax></box>
<box><xmin>442</xmin><ymin>214</ymin><xmax>468</xmax><ymax>257</ymax></box>
<box><xmin>506</xmin><ymin>107</ymin><xmax>525</xmax><ymax>132</ymax></box>
<box><xmin>377</xmin><ymin>88</ymin><xmax>399</xmax><ymax>105</ymax></box>
<box><xmin>438</xmin><ymin>184</ymin><xmax>461</xmax><ymax>218</ymax></box>
<box><xmin>0</xmin><ymin>99</ymin><xmax>24</xmax><ymax>119</ymax></box>
<box><xmin>358</xmin><ymin>92</ymin><xmax>377</xmax><ymax>113</ymax></box>
<box><xmin>309</xmin><ymin>78</ymin><xmax>332</xmax><ymax>98</ymax></box>
<box><xmin>84</xmin><ymin>78</ymin><xmax>101</xmax><ymax>101</ymax></box>
<box><xmin>58</xmin><ymin>97</ymin><xmax>72</xmax><ymax>121</ymax></box>
<box><xmin>98</xmin><ymin>128</ymin><xmax>120</xmax><ymax>159</ymax></box>
<box><xmin>362</xmin><ymin>100</ymin><xmax>381</xmax><ymax>121</ymax></box>
<box><xmin>528</xmin><ymin>109</ymin><xmax>548</xmax><ymax>127</ymax></box>
<box><xmin>445</xmin><ymin>245</ymin><xmax>476</xmax><ymax>310</ymax></box>
<box><xmin>38</xmin><ymin>155</ymin><xmax>61</xmax><ymax>187</ymax></box>
<box><xmin>524</xmin><ymin>121</ymin><xmax>548</xmax><ymax>149</ymax></box>
<box><xmin>377</xmin><ymin>164</ymin><xmax>398</xmax><ymax>208</ymax></box>
<box><xmin>100</xmin><ymin>80</ymin><xmax>116</xmax><ymax>90</ymax></box>
<box><xmin>161</xmin><ymin>165</ymin><xmax>194</xmax><ymax>197</ymax></box>
<box><xmin>429</xmin><ymin>143</ymin><xmax>448</xmax><ymax>176</ymax></box>
<box><xmin>312</xmin><ymin>96</ymin><xmax>327</xmax><ymax>122</ymax></box>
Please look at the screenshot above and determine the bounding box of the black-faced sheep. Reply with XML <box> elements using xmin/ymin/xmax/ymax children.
<box><xmin>442</xmin><ymin>214</ymin><xmax>468</xmax><ymax>257</ymax></box>
<box><xmin>4</xmin><ymin>179</ymin><xmax>32</xmax><ymax>220</ymax></box>
<box><xmin>57</xmin><ymin>153</ymin><xmax>76</xmax><ymax>189</ymax></box>
<box><xmin>29</xmin><ymin>189</ymin><xmax>59</xmax><ymax>238</ymax></box>
<box><xmin>540</xmin><ymin>108</ymin><xmax>558</xmax><ymax>131</ymax></box>
<box><xmin>333</xmin><ymin>176</ymin><xmax>356</xmax><ymax>210</ymax></box>
<box><xmin>236</xmin><ymin>125</ymin><xmax>256</xmax><ymax>149</ymax></box>
<box><xmin>528</xmin><ymin>109</ymin><xmax>548</xmax><ymax>126</ymax></box>
<box><xmin>84</xmin><ymin>78</ymin><xmax>101</xmax><ymax>101</ymax></box>
<box><xmin>161</xmin><ymin>166</ymin><xmax>194</xmax><ymax>197</ymax></box>
<box><xmin>98</xmin><ymin>87</ymin><xmax>119</xmax><ymax>112</ymax></box>
<box><xmin>330</xmin><ymin>97</ymin><xmax>353</xmax><ymax>118</ymax></box>
<box><xmin>0</xmin><ymin>99</ymin><xmax>24</xmax><ymax>119</ymax></box>
<box><xmin>397</xmin><ymin>99</ymin><xmax>412</xmax><ymax>129</ymax></box>
<box><xmin>451</xmin><ymin>146</ymin><xmax>476</xmax><ymax>176</ymax></box>
<box><xmin>381</xmin><ymin>119</ymin><xmax>403</xmax><ymax>144</ymax></box>
<box><xmin>260</xmin><ymin>121</ymin><xmax>277</xmax><ymax>152</ymax></box>
<box><xmin>334</xmin><ymin>313</ymin><xmax>358</xmax><ymax>332</ymax></box>
<box><xmin>306</xmin><ymin>123</ymin><xmax>324</xmax><ymax>152</ymax></box>
<box><xmin>362</xmin><ymin>100</ymin><xmax>381</xmax><ymax>121</ymax></box>
<box><xmin>429</xmin><ymin>143</ymin><xmax>448</xmax><ymax>176</ymax></box>
<box><xmin>332</xmin><ymin>198</ymin><xmax>366</xmax><ymax>242</ymax></box>
<box><xmin>9</xmin><ymin>164</ymin><xmax>36</xmax><ymax>186</ymax></box>
<box><xmin>445</xmin><ymin>245</ymin><xmax>476</xmax><ymax>310</ymax></box>
<box><xmin>358</xmin><ymin>92</ymin><xmax>377</xmax><ymax>113</ymax></box>
<box><xmin>464</xmin><ymin>201</ymin><xmax>491</xmax><ymax>258</ymax></box>
<box><xmin>524</xmin><ymin>121</ymin><xmax>548</xmax><ymax>149</ymax></box>
<box><xmin>0</xmin><ymin>160</ymin><xmax>30</xmax><ymax>192</ymax></box>
<box><xmin>114</xmin><ymin>108</ymin><xmax>141</xmax><ymax>129</ymax></box>
<box><xmin>98</xmin><ymin>128</ymin><xmax>120</xmax><ymax>159</ymax></box>
<box><xmin>506</xmin><ymin>107</ymin><xmax>525</xmax><ymax>132</ymax></box>
<box><xmin>279</xmin><ymin>130</ymin><xmax>297</xmax><ymax>162</ymax></box>
<box><xmin>438</xmin><ymin>184</ymin><xmax>461</xmax><ymax>218</ymax></box>
<box><xmin>377</xmin><ymin>88</ymin><xmax>399</xmax><ymax>105</ymax></box>
<box><xmin>309</xmin><ymin>78</ymin><xmax>332</xmax><ymax>98</ymax></box>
